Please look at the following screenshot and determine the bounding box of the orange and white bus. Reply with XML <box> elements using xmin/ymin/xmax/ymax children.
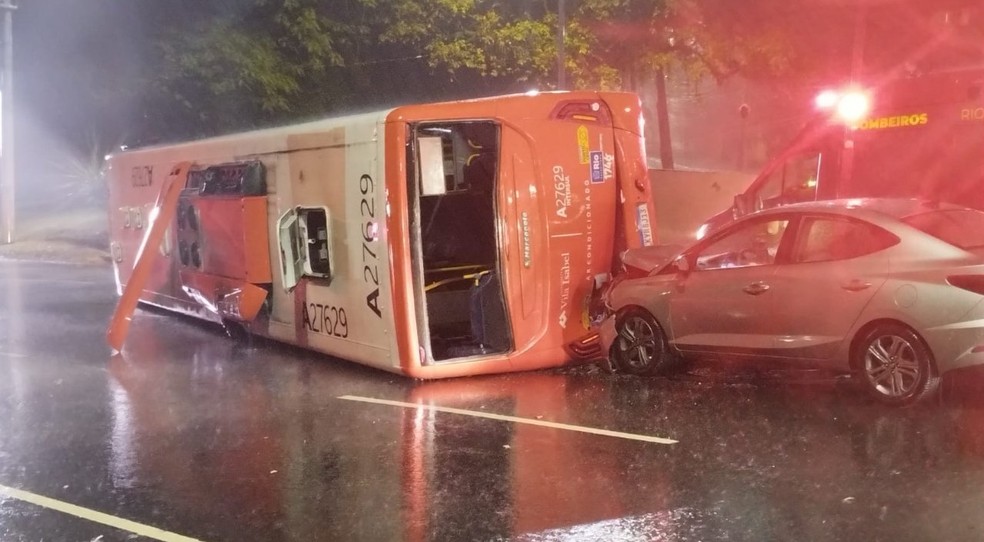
<box><xmin>106</xmin><ymin>91</ymin><xmax>657</xmax><ymax>378</ymax></box>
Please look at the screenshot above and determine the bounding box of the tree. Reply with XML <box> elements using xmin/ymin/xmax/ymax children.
<box><xmin>143</xmin><ymin>0</ymin><xmax>555</xmax><ymax>142</ymax></box>
<box><xmin>378</xmin><ymin>0</ymin><xmax>557</xmax><ymax>86</ymax></box>
<box><xmin>138</xmin><ymin>0</ymin><xmax>910</xmax><ymax>165</ymax></box>
<box><xmin>141</xmin><ymin>0</ymin><xmax>349</xmax><ymax>142</ymax></box>
<box><xmin>561</xmin><ymin>0</ymin><xmax>843</xmax><ymax>168</ymax></box>
<box><xmin>372</xmin><ymin>0</ymin><xmax>827</xmax><ymax>168</ymax></box>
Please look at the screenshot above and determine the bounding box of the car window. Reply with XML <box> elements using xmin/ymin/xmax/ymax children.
<box><xmin>792</xmin><ymin>217</ymin><xmax>898</xmax><ymax>263</ymax></box>
<box><xmin>695</xmin><ymin>219</ymin><xmax>790</xmax><ymax>270</ymax></box>
<box><xmin>902</xmin><ymin>209</ymin><xmax>984</xmax><ymax>250</ymax></box>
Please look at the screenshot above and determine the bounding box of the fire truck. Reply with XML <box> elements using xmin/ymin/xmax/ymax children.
<box><xmin>699</xmin><ymin>68</ymin><xmax>984</xmax><ymax>238</ymax></box>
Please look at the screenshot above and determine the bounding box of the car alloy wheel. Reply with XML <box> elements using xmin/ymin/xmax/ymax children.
<box><xmin>611</xmin><ymin>308</ymin><xmax>672</xmax><ymax>376</ymax></box>
<box><xmin>856</xmin><ymin>323</ymin><xmax>938</xmax><ymax>406</ymax></box>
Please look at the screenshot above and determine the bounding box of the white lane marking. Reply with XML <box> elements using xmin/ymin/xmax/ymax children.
<box><xmin>0</xmin><ymin>351</ymin><xmax>26</xmax><ymax>358</ymax></box>
<box><xmin>0</xmin><ymin>484</ymin><xmax>205</xmax><ymax>542</ymax></box>
<box><xmin>10</xmin><ymin>278</ymin><xmax>103</xmax><ymax>285</ymax></box>
<box><xmin>337</xmin><ymin>395</ymin><xmax>678</xmax><ymax>445</ymax></box>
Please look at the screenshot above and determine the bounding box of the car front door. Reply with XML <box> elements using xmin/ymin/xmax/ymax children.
<box><xmin>669</xmin><ymin>216</ymin><xmax>792</xmax><ymax>355</ymax></box>
<box><xmin>766</xmin><ymin>214</ymin><xmax>896</xmax><ymax>361</ymax></box>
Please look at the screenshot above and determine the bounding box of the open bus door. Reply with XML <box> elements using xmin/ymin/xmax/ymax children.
<box><xmin>107</xmin><ymin>162</ymin><xmax>192</xmax><ymax>352</ymax></box>
<box><xmin>408</xmin><ymin>121</ymin><xmax>511</xmax><ymax>361</ymax></box>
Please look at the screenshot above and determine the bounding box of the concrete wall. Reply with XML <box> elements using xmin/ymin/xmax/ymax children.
<box><xmin>649</xmin><ymin>169</ymin><xmax>754</xmax><ymax>246</ymax></box>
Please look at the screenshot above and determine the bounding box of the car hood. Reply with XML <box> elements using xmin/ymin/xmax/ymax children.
<box><xmin>621</xmin><ymin>244</ymin><xmax>685</xmax><ymax>274</ymax></box>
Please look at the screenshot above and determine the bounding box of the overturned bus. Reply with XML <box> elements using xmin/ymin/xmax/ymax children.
<box><xmin>106</xmin><ymin>91</ymin><xmax>657</xmax><ymax>378</ymax></box>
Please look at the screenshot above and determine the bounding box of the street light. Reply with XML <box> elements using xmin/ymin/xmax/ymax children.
<box><xmin>0</xmin><ymin>0</ymin><xmax>15</xmax><ymax>244</ymax></box>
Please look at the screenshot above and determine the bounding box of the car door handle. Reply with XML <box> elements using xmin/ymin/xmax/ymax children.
<box><xmin>743</xmin><ymin>282</ymin><xmax>770</xmax><ymax>295</ymax></box>
<box><xmin>841</xmin><ymin>280</ymin><xmax>872</xmax><ymax>292</ymax></box>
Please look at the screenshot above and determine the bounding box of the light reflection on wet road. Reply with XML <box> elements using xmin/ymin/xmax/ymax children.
<box><xmin>3</xmin><ymin>261</ymin><xmax>984</xmax><ymax>541</ymax></box>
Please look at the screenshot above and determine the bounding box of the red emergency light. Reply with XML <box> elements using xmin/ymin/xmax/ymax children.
<box><xmin>815</xmin><ymin>88</ymin><xmax>871</xmax><ymax>126</ymax></box>
<box><xmin>814</xmin><ymin>89</ymin><xmax>840</xmax><ymax>109</ymax></box>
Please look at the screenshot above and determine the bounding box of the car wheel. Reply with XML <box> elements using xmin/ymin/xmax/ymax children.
<box><xmin>610</xmin><ymin>308</ymin><xmax>674</xmax><ymax>376</ymax></box>
<box><xmin>855</xmin><ymin>323</ymin><xmax>939</xmax><ymax>407</ymax></box>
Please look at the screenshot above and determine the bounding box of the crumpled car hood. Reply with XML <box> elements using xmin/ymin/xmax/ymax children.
<box><xmin>621</xmin><ymin>244</ymin><xmax>685</xmax><ymax>274</ymax></box>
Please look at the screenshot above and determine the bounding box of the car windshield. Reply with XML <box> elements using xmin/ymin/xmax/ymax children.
<box><xmin>902</xmin><ymin>209</ymin><xmax>984</xmax><ymax>250</ymax></box>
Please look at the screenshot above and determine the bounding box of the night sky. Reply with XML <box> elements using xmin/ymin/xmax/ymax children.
<box><xmin>15</xmin><ymin>0</ymin><xmax>145</xmax><ymax>209</ymax></box>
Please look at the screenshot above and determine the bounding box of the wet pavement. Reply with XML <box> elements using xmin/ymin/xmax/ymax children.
<box><xmin>3</xmin><ymin>261</ymin><xmax>984</xmax><ymax>541</ymax></box>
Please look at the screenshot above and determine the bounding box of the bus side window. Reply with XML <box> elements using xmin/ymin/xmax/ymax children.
<box><xmin>278</xmin><ymin>207</ymin><xmax>333</xmax><ymax>291</ymax></box>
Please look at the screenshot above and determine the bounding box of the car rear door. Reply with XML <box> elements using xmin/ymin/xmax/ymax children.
<box><xmin>766</xmin><ymin>214</ymin><xmax>896</xmax><ymax>360</ymax></box>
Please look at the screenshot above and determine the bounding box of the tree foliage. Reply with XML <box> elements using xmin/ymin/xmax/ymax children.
<box><xmin>379</xmin><ymin>1</ymin><xmax>556</xmax><ymax>81</ymax></box>
<box><xmin>125</xmin><ymin>0</ymin><xmax>833</xmax><ymax>172</ymax></box>
<box><xmin>139</xmin><ymin>0</ymin><xmax>978</xmax><ymax>143</ymax></box>
<box><xmin>145</xmin><ymin>0</ymin><xmax>350</xmax><ymax>140</ymax></box>
<box><xmin>24</xmin><ymin>0</ymin><xmax>979</xmax><ymax>205</ymax></box>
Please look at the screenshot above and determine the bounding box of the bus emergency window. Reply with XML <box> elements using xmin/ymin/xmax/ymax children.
<box><xmin>278</xmin><ymin>207</ymin><xmax>332</xmax><ymax>290</ymax></box>
<box><xmin>299</xmin><ymin>209</ymin><xmax>331</xmax><ymax>276</ymax></box>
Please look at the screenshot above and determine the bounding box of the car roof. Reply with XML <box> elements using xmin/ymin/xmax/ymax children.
<box><xmin>753</xmin><ymin>198</ymin><xmax>969</xmax><ymax>221</ymax></box>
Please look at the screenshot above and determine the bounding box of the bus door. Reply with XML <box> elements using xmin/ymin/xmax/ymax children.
<box><xmin>409</xmin><ymin>121</ymin><xmax>511</xmax><ymax>362</ymax></box>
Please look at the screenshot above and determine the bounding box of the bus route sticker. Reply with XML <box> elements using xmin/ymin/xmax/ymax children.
<box><xmin>636</xmin><ymin>203</ymin><xmax>654</xmax><ymax>246</ymax></box>
<box><xmin>590</xmin><ymin>151</ymin><xmax>604</xmax><ymax>183</ymax></box>
<box><xmin>576</xmin><ymin>126</ymin><xmax>590</xmax><ymax>164</ymax></box>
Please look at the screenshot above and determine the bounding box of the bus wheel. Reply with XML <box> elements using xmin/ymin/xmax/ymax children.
<box><xmin>854</xmin><ymin>323</ymin><xmax>939</xmax><ymax>407</ymax></box>
<box><xmin>610</xmin><ymin>308</ymin><xmax>674</xmax><ymax>376</ymax></box>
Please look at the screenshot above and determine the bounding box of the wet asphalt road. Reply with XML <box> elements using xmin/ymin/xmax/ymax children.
<box><xmin>3</xmin><ymin>261</ymin><xmax>984</xmax><ymax>541</ymax></box>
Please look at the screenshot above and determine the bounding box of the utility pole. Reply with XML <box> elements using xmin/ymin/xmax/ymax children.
<box><xmin>556</xmin><ymin>0</ymin><xmax>566</xmax><ymax>90</ymax></box>
<box><xmin>850</xmin><ymin>5</ymin><xmax>867</xmax><ymax>82</ymax></box>
<box><xmin>0</xmin><ymin>0</ymin><xmax>14</xmax><ymax>244</ymax></box>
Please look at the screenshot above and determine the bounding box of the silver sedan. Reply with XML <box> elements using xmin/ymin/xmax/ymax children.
<box><xmin>598</xmin><ymin>198</ymin><xmax>984</xmax><ymax>406</ymax></box>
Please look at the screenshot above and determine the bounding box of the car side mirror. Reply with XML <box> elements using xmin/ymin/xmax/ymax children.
<box><xmin>734</xmin><ymin>193</ymin><xmax>752</xmax><ymax>216</ymax></box>
<box><xmin>671</xmin><ymin>255</ymin><xmax>690</xmax><ymax>275</ymax></box>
